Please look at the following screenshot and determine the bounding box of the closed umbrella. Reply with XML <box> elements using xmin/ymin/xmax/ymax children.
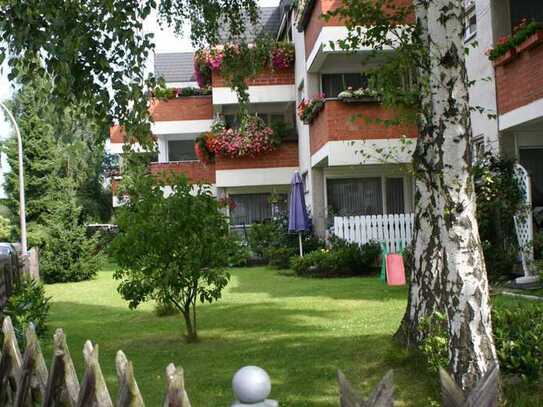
<box><xmin>288</xmin><ymin>172</ymin><xmax>311</xmax><ymax>257</ymax></box>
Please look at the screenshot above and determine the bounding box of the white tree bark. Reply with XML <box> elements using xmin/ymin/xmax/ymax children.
<box><xmin>397</xmin><ymin>0</ymin><xmax>497</xmax><ymax>390</ymax></box>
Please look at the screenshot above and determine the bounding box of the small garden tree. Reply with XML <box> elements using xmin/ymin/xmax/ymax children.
<box><xmin>111</xmin><ymin>174</ymin><xmax>231</xmax><ymax>342</ymax></box>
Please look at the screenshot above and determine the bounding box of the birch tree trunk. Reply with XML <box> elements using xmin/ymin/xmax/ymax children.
<box><xmin>396</xmin><ymin>0</ymin><xmax>497</xmax><ymax>390</ymax></box>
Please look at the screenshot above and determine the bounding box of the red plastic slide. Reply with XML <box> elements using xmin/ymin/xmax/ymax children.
<box><xmin>386</xmin><ymin>254</ymin><xmax>406</xmax><ymax>286</ymax></box>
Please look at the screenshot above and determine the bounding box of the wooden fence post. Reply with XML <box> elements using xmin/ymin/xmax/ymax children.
<box><xmin>337</xmin><ymin>369</ymin><xmax>394</xmax><ymax>407</ymax></box>
<box><xmin>116</xmin><ymin>350</ymin><xmax>144</xmax><ymax>406</ymax></box>
<box><xmin>163</xmin><ymin>363</ymin><xmax>191</xmax><ymax>407</ymax></box>
<box><xmin>77</xmin><ymin>341</ymin><xmax>113</xmax><ymax>407</ymax></box>
<box><xmin>0</xmin><ymin>317</ymin><xmax>23</xmax><ymax>404</ymax></box>
<box><xmin>43</xmin><ymin>328</ymin><xmax>80</xmax><ymax>406</ymax></box>
<box><xmin>440</xmin><ymin>363</ymin><xmax>499</xmax><ymax>407</ymax></box>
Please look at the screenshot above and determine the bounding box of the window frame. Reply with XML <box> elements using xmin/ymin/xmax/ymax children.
<box><xmin>166</xmin><ymin>139</ymin><xmax>199</xmax><ymax>163</ymax></box>
<box><xmin>325</xmin><ymin>175</ymin><xmax>409</xmax><ymax>218</ymax></box>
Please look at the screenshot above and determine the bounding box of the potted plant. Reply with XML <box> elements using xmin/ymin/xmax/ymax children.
<box><xmin>297</xmin><ymin>94</ymin><xmax>325</xmax><ymax>124</ymax></box>
<box><xmin>337</xmin><ymin>87</ymin><xmax>381</xmax><ymax>103</ymax></box>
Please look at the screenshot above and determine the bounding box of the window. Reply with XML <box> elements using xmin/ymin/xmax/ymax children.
<box><xmin>464</xmin><ymin>9</ymin><xmax>477</xmax><ymax>42</ymax></box>
<box><xmin>321</xmin><ymin>73</ymin><xmax>369</xmax><ymax>98</ymax></box>
<box><xmin>257</xmin><ymin>113</ymin><xmax>285</xmax><ymax>127</ymax></box>
<box><xmin>510</xmin><ymin>0</ymin><xmax>543</xmax><ymax>27</ymax></box>
<box><xmin>224</xmin><ymin>114</ymin><xmax>240</xmax><ymax>129</ymax></box>
<box><xmin>327</xmin><ymin>178</ymin><xmax>383</xmax><ymax>216</ymax></box>
<box><xmin>229</xmin><ymin>193</ymin><xmax>287</xmax><ymax>226</ymax></box>
<box><xmin>472</xmin><ymin>136</ymin><xmax>485</xmax><ymax>164</ymax></box>
<box><xmin>167</xmin><ymin>140</ymin><xmax>197</xmax><ymax>162</ymax></box>
<box><xmin>519</xmin><ymin>148</ymin><xmax>543</xmax><ymax>207</ymax></box>
<box><xmin>386</xmin><ymin>178</ymin><xmax>405</xmax><ymax>214</ymax></box>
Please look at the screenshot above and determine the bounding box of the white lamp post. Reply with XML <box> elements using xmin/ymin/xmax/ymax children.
<box><xmin>0</xmin><ymin>101</ymin><xmax>28</xmax><ymax>255</ymax></box>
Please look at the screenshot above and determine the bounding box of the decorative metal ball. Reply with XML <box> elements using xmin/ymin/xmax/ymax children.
<box><xmin>232</xmin><ymin>366</ymin><xmax>272</xmax><ymax>403</ymax></box>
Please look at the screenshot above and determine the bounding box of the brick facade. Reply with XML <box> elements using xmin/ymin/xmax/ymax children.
<box><xmin>150</xmin><ymin>96</ymin><xmax>213</xmax><ymax>122</ymax></box>
<box><xmin>149</xmin><ymin>161</ymin><xmax>216</xmax><ymax>183</ymax></box>
<box><xmin>110</xmin><ymin>126</ymin><xmax>126</xmax><ymax>144</ymax></box>
<box><xmin>303</xmin><ymin>0</ymin><xmax>413</xmax><ymax>60</ymax></box>
<box><xmin>309</xmin><ymin>100</ymin><xmax>417</xmax><ymax>155</ymax></box>
<box><xmin>215</xmin><ymin>142</ymin><xmax>299</xmax><ymax>170</ymax></box>
<box><xmin>495</xmin><ymin>41</ymin><xmax>543</xmax><ymax>115</ymax></box>
<box><xmin>212</xmin><ymin>67</ymin><xmax>295</xmax><ymax>87</ymax></box>
<box><xmin>304</xmin><ymin>0</ymin><xmax>344</xmax><ymax>60</ymax></box>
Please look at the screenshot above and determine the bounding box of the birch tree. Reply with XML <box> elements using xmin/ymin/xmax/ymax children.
<box><xmin>328</xmin><ymin>0</ymin><xmax>497</xmax><ymax>390</ymax></box>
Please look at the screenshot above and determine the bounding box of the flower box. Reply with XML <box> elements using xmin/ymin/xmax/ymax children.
<box><xmin>516</xmin><ymin>31</ymin><xmax>543</xmax><ymax>54</ymax></box>
<box><xmin>339</xmin><ymin>95</ymin><xmax>381</xmax><ymax>103</ymax></box>
<box><xmin>493</xmin><ymin>49</ymin><xmax>516</xmax><ymax>67</ymax></box>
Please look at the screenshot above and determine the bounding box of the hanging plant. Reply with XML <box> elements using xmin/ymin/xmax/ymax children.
<box><xmin>194</xmin><ymin>50</ymin><xmax>212</xmax><ymax>88</ymax></box>
<box><xmin>194</xmin><ymin>133</ymin><xmax>215</xmax><ymax>164</ymax></box>
<box><xmin>271</xmin><ymin>42</ymin><xmax>295</xmax><ymax>70</ymax></box>
<box><xmin>297</xmin><ymin>94</ymin><xmax>325</xmax><ymax>124</ymax></box>
<box><xmin>192</xmin><ymin>36</ymin><xmax>295</xmax><ymax>111</ymax></box>
<box><xmin>197</xmin><ymin>115</ymin><xmax>280</xmax><ymax>160</ymax></box>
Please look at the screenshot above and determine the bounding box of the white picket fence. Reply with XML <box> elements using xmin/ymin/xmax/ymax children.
<box><xmin>333</xmin><ymin>213</ymin><xmax>415</xmax><ymax>253</ymax></box>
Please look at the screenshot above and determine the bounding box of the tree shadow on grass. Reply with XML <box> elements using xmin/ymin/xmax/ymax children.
<box><xmin>228</xmin><ymin>267</ymin><xmax>408</xmax><ymax>302</ymax></box>
<box><xmin>43</xmin><ymin>300</ymin><xmax>438</xmax><ymax>407</ymax></box>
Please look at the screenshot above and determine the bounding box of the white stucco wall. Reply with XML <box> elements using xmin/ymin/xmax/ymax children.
<box><xmin>212</xmin><ymin>85</ymin><xmax>296</xmax><ymax>105</ymax></box>
<box><xmin>467</xmin><ymin>0</ymin><xmax>500</xmax><ymax>153</ymax></box>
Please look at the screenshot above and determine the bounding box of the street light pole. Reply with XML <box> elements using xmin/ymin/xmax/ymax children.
<box><xmin>0</xmin><ymin>101</ymin><xmax>28</xmax><ymax>255</ymax></box>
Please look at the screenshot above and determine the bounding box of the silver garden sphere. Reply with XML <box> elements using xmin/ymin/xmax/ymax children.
<box><xmin>232</xmin><ymin>366</ymin><xmax>271</xmax><ymax>403</ymax></box>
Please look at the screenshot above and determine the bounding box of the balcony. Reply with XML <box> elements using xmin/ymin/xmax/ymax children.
<box><xmin>308</xmin><ymin>99</ymin><xmax>417</xmax><ymax>166</ymax></box>
<box><xmin>495</xmin><ymin>35</ymin><xmax>543</xmax><ymax>129</ymax></box>
<box><xmin>215</xmin><ymin>141</ymin><xmax>299</xmax><ymax>188</ymax></box>
<box><xmin>149</xmin><ymin>161</ymin><xmax>216</xmax><ymax>184</ymax></box>
<box><xmin>300</xmin><ymin>0</ymin><xmax>414</xmax><ymax>70</ymax></box>
<box><xmin>212</xmin><ymin>68</ymin><xmax>296</xmax><ymax>105</ymax></box>
<box><xmin>150</xmin><ymin>96</ymin><xmax>213</xmax><ymax>122</ymax></box>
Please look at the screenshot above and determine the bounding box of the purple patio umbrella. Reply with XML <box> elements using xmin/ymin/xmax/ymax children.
<box><xmin>288</xmin><ymin>172</ymin><xmax>311</xmax><ymax>257</ymax></box>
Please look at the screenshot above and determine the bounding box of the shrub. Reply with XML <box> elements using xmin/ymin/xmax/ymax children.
<box><xmin>417</xmin><ymin>300</ymin><xmax>543</xmax><ymax>382</ymax></box>
<box><xmin>474</xmin><ymin>155</ymin><xmax>524</xmax><ymax>282</ymax></box>
<box><xmin>3</xmin><ymin>277</ymin><xmax>51</xmax><ymax>342</ymax></box>
<box><xmin>227</xmin><ymin>235</ymin><xmax>252</xmax><ymax>267</ymax></box>
<box><xmin>267</xmin><ymin>247</ymin><xmax>296</xmax><ymax>269</ymax></box>
<box><xmin>248</xmin><ymin>217</ymin><xmax>324</xmax><ymax>266</ymax></box>
<box><xmin>291</xmin><ymin>239</ymin><xmax>381</xmax><ymax>277</ymax></box>
<box><xmin>418</xmin><ymin>312</ymin><xmax>448</xmax><ymax>373</ymax></box>
<box><xmin>493</xmin><ymin>301</ymin><xmax>543</xmax><ymax>382</ymax></box>
<box><xmin>154</xmin><ymin>299</ymin><xmax>180</xmax><ymax>317</ymax></box>
<box><xmin>533</xmin><ymin>230</ymin><xmax>543</xmax><ymax>260</ymax></box>
<box><xmin>248</xmin><ymin>221</ymin><xmax>283</xmax><ymax>261</ymax></box>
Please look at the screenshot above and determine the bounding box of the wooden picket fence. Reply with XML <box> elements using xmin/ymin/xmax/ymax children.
<box><xmin>333</xmin><ymin>214</ymin><xmax>415</xmax><ymax>253</ymax></box>
<box><xmin>0</xmin><ymin>316</ymin><xmax>499</xmax><ymax>406</ymax></box>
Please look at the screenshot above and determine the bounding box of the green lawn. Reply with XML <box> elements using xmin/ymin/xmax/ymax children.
<box><xmin>44</xmin><ymin>264</ymin><xmax>438</xmax><ymax>406</ymax></box>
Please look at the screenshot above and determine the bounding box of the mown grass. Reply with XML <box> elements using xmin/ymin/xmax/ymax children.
<box><xmin>43</xmin><ymin>264</ymin><xmax>439</xmax><ymax>406</ymax></box>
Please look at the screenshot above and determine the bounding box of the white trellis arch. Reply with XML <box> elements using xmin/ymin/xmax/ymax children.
<box><xmin>513</xmin><ymin>164</ymin><xmax>539</xmax><ymax>283</ymax></box>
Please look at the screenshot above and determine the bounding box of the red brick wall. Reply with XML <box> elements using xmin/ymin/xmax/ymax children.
<box><xmin>149</xmin><ymin>161</ymin><xmax>216</xmax><ymax>183</ymax></box>
<box><xmin>309</xmin><ymin>100</ymin><xmax>417</xmax><ymax>154</ymax></box>
<box><xmin>150</xmin><ymin>96</ymin><xmax>213</xmax><ymax>122</ymax></box>
<box><xmin>495</xmin><ymin>43</ymin><xmax>543</xmax><ymax>114</ymax></box>
<box><xmin>110</xmin><ymin>126</ymin><xmax>126</xmax><ymax>144</ymax></box>
<box><xmin>212</xmin><ymin>67</ymin><xmax>295</xmax><ymax>87</ymax></box>
<box><xmin>215</xmin><ymin>142</ymin><xmax>299</xmax><ymax>170</ymax></box>
<box><xmin>111</xmin><ymin>178</ymin><xmax>121</xmax><ymax>194</ymax></box>
<box><xmin>304</xmin><ymin>0</ymin><xmax>344</xmax><ymax>59</ymax></box>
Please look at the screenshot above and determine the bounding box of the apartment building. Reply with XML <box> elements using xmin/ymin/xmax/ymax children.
<box><xmin>110</xmin><ymin>0</ymin><xmax>543</xmax><ymax>235</ymax></box>
<box><xmin>109</xmin><ymin>0</ymin><xmax>417</xmax><ymax>237</ymax></box>
<box><xmin>463</xmin><ymin>0</ymin><xmax>542</xmax><ymax>217</ymax></box>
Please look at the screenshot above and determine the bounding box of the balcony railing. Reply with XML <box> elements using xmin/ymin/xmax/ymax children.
<box><xmin>149</xmin><ymin>161</ymin><xmax>216</xmax><ymax>184</ymax></box>
<box><xmin>308</xmin><ymin>99</ymin><xmax>417</xmax><ymax>155</ymax></box>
